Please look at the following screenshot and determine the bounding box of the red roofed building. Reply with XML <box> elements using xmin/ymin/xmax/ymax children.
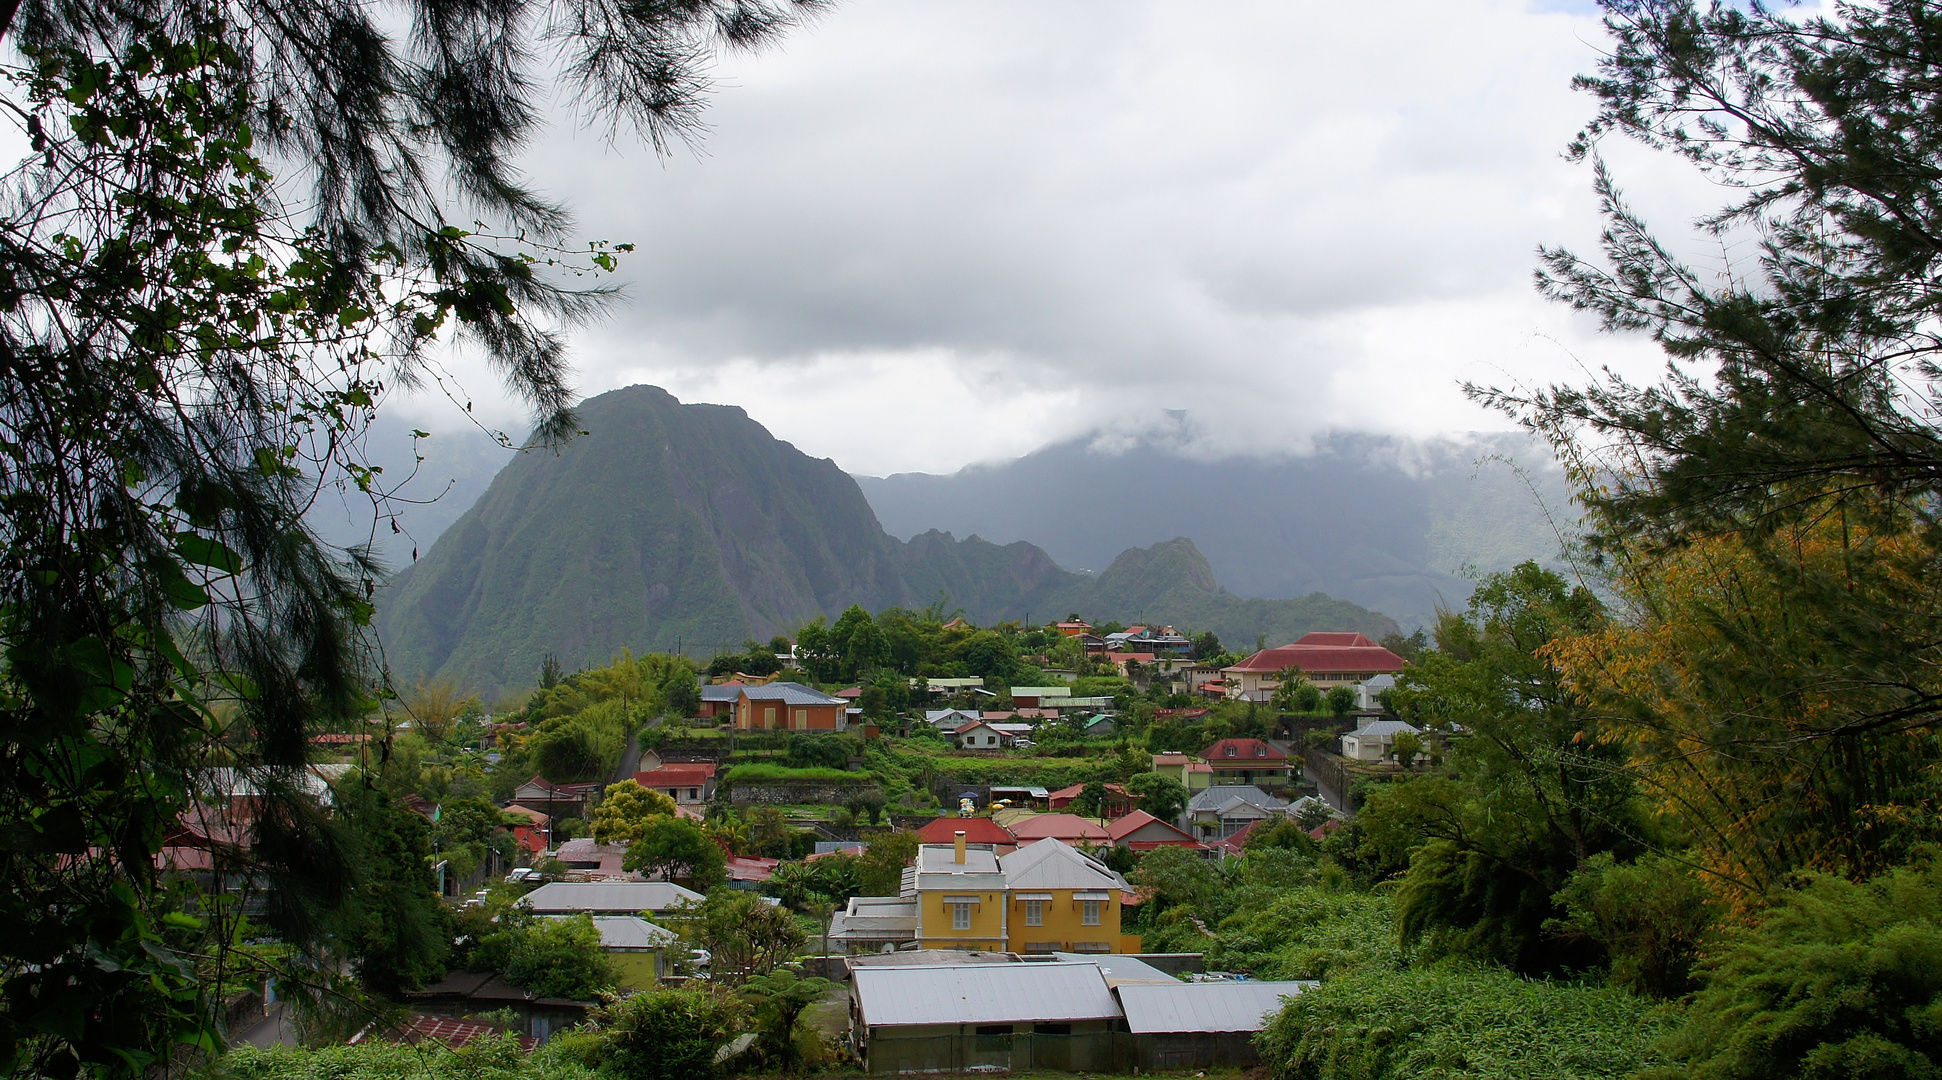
<box><xmin>1200</xmin><ymin>738</ymin><xmax>1293</xmax><ymax>789</ymax></box>
<box><xmin>500</xmin><ymin>803</ymin><xmax>551</xmax><ymax>854</ymax></box>
<box><xmin>726</xmin><ymin>855</ymin><xmax>780</xmax><ymax>884</ymax></box>
<box><xmin>1106</xmin><ymin>810</ymin><xmax>1202</xmax><ymax>851</ymax></box>
<box><xmin>633</xmin><ymin>762</ymin><xmax>718</xmax><ymax>805</ymax></box>
<box><xmin>915</xmin><ymin>816</ymin><xmax>1016</xmax><ymax>851</ymax></box>
<box><xmin>353</xmin><ymin>1012</ymin><xmax>536</xmax><ymax>1052</ymax></box>
<box><xmin>1008</xmin><ymin>813</ymin><xmax>1111</xmax><ymax>845</ymax></box>
<box><xmin>1223</xmin><ymin>631</ymin><xmax>1406</xmax><ymax>701</ymax></box>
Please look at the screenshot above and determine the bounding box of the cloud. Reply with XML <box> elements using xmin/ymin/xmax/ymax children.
<box><xmin>394</xmin><ymin>0</ymin><xmax>1725</xmax><ymax>476</ymax></box>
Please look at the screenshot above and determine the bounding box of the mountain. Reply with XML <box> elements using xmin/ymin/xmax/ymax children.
<box><xmin>856</xmin><ymin>431</ymin><xmax>1574</xmax><ymax>628</ymax></box>
<box><xmin>374</xmin><ymin>386</ymin><xmax>1395</xmax><ymax>695</ymax></box>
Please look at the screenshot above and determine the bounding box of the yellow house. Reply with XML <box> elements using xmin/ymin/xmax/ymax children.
<box><xmin>999</xmin><ymin>839</ymin><xmax>1141</xmax><ymax>955</ymax></box>
<box><xmin>908</xmin><ymin>833</ymin><xmax>1010</xmax><ymax>951</ymax></box>
<box><xmin>1151</xmin><ymin>752</ymin><xmax>1213</xmax><ymax>792</ymax></box>
<box><xmin>908</xmin><ymin>832</ymin><xmax>1140</xmax><ymax>954</ymax></box>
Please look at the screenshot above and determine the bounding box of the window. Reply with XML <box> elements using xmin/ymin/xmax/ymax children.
<box><xmin>1082</xmin><ymin>900</ymin><xmax>1102</xmax><ymax>926</ymax></box>
<box><xmin>1225</xmin><ymin>745</ymin><xmax>1236</xmax><ymax>757</ymax></box>
<box><xmin>686</xmin><ymin>788</ymin><xmax>698</xmax><ymax>800</ymax></box>
<box><xmin>1034</xmin><ymin>1024</ymin><xmax>1072</xmax><ymax>1036</ymax></box>
<box><xmin>952</xmin><ymin>902</ymin><xmax>972</xmax><ymax>930</ymax></box>
<box><xmin>974</xmin><ymin>1025</ymin><xmax>1013</xmax><ymax>1037</ymax></box>
<box><xmin>1024</xmin><ymin>900</ymin><xmax>1044</xmax><ymax>926</ymax></box>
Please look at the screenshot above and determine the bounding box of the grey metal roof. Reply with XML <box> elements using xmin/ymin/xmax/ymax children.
<box><xmin>519</xmin><ymin>881</ymin><xmax>703</xmax><ymax>913</ymax></box>
<box><xmin>547</xmin><ymin>915</ymin><xmax>676</xmax><ymax>951</ymax></box>
<box><xmin>1051</xmin><ymin>952</ymin><xmax>1178</xmax><ymax>986</ymax></box>
<box><xmin>1115</xmin><ymin>981</ymin><xmax>1313</xmax><ymax>1033</ymax></box>
<box><xmin>853</xmin><ymin>962</ymin><xmax>1122</xmax><ymax>1027</ymax></box>
<box><xmin>1347</xmin><ymin>718</ymin><xmax>1422</xmax><ymax>739</ymax></box>
<box><xmin>1000</xmin><ymin>837</ymin><xmax>1129</xmax><ymax>892</ymax></box>
<box><xmin>738</xmin><ymin>681</ymin><xmax>846</xmax><ymax>706</ymax></box>
<box><xmin>700</xmin><ymin>684</ymin><xmax>743</xmax><ymax>702</ymax></box>
<box><xmin>1186</xmin><ymin>785</ymin><xmax>1287</xmax><ymax>814</ymax></box>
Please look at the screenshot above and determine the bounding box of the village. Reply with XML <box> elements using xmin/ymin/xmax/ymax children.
<box><xmin>181</xmin><ymin>618</ymin><xmax>1424</xmax><ymax>1074</ymax></box>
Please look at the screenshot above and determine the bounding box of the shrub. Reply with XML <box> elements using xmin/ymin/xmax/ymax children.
<box><xmin>722</xmin><ymin>763</ymin><xmax>862</xmax><ymax>783</ymax></box>
<box><xmin>1258</xmin><ymin>964</ymin><xmax>1672</xmax><ymax>1080</ymax></box>
<box><xmin>596</xmin><ymin>985</ymin><xmax>749</xmax><ymax>1080</ymax></box>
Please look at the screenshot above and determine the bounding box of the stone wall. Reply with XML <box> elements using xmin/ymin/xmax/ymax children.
<box><xmin>728</xmin><ymin>780</ymin><xmax>883</xmax><ymax>806</ymax></box>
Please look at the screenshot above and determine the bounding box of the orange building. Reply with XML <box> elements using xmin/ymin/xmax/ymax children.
<box><xmin>733</xmin><ymin>682</ymin><xmax>850</xmax><ymax>731</ymax></box>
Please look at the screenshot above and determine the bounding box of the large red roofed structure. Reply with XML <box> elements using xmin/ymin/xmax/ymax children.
<box><xmin>915</xmin><ymin>816</ymin><xmax>1016</xmax><ymax>850</ymax></box>
<box><xmin>1223</xmin><ymin>631</ymin><xmax>1406</xmax><ymax>701</ymax></box>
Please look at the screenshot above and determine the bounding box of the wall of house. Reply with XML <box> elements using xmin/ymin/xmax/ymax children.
<box><xmin>1003</xmin><ymin>891</ymin><xmax>1132</xmax><ymax>954</ymax></box>
<box><xmin>863</xmin><ymin>1023</ymin><xmax>1126</xmax><ymax>1076</ymax></box>
<box><xmin>915</xmin><ymin>889</ymin><xmax>1007</xmax><ymax>949</ymax></box>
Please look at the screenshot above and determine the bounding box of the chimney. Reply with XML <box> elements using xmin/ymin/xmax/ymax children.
<box><xmin>954</xmin><ymin>830</ymin><xmax>967</xmax><ymax>864</ymax></box>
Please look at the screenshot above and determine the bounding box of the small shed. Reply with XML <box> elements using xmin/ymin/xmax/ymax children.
<box><xmin>1115</xmin><ymin>980</ymin><xmax>1314</xmax><ymax>1069</ymax></box>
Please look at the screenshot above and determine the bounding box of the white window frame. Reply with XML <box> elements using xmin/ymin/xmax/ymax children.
<box><xmin>1081</xmin><ymin>900</ymin><xmax>1102</xmax><ymax>926</ymax></box>
<box><xmin>952</xmin><ymin>902</ymin><xmax>972</xmax><ymax>931</ymax></box>
<box><xmin>1024</xmin><ymin>900</ymin><xmax>1044</xmax><ymax>926</ymax></box>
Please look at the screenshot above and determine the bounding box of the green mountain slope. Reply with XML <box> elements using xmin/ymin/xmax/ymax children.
<box><xmin>376</xmin><ymin>385</ymin><xmax>1395</xmax><ymax>694</ymax></box>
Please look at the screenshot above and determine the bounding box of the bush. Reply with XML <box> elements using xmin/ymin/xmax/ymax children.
<box><xmin>1258</xmin><ymin>964</ymin><xmax>1673</xmax><ymax>1080</ymax></box>
<box><xmin>1640</xmin><ymin>859</ymin><xmax>1942</xmax><ymax>1080</ymax></box>
<box><xmin>722</xmin><ymin>763</ymin><xmax>862</xmax><ymax>783</ymax></box>
<box><xmin>596</xmin><ymin>985</ymin><xmax>749</xmax><ymax>1080</ymax></box>
<box><xmin>220</xmin><ymin>1033</ymin><xmax>593</xmax><ymax>1080</ymax></box>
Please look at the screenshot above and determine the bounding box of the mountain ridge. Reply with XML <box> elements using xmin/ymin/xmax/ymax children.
<box><xmin>375</xmin><ymin>385</ymin><xmax>1396</xmax><ymax>695</ymax></box>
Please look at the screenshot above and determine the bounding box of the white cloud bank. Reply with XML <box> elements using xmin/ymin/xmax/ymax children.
<box><xmin>394</xmin><ymin>0</ymin><xmax>1724</xmax><ymax>476</ymax></box>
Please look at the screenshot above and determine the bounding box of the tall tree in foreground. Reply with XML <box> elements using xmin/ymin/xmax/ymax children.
<box><xmin>0</xmin><ymin>0</ymin><xmax>818</xmax><ymax>1074</ymax></box>
<box><xmin>1478</xmin><ymin>1</ymin><xmax>1942</xmax><ymax>890</ymax></box>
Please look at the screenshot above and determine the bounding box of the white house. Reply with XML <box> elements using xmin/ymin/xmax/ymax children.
<box><xmin>1340</xmin><ymin>718</ymin><xmax>1422</xmax><ymax>762</ymax></box>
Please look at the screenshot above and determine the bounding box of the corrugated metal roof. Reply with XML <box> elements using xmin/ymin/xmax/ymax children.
<box><xmin>738</xmin><ymin>681</ymin><xmax>845</xmax><ymax>705</ymax></box>
<box><xmin>1050</xmin><ymin>953</ymin><xmax>1177</xmax><ymax>986</ymax></box>
<box><xmin>1115</xmin><ymin>981</ymin><xmax>1312</xmax><ymax>1033</ymax></box>
<box><xmin>853</xmin><ymin>962</ymin><xmax>1122</xmax><ymax>1027</ymax></box>
<box><xmin>520</xmin><ymin>881</ymin><xmax>703</xmax><ymax>913</ymax></box>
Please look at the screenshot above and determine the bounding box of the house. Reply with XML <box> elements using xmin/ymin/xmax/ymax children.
<box><xmin>1356</xmin><ymin>673</ymin><xmax>1398</xmax><ymax>711</ymax></box>
<box><xmin>1222</xmin><ymin>631</ymin><xmax>1407</xmax><ymax>701</ymax></box>
<box><xmin>1184</xmin><ymin>786</ymin><xmax>1289</xmax><ymax>840</ymax></box>
<box><xmin>1047</xmin><ymin>782</ymin><xmax>1136</xmax><ymax>818</ymax></box>
<box><xmin>552</xmin><ymin>838</ymin><xmax>630</xmax><ymax>878</ymax></box>
<box><xmin>1151</xmin><ymin>752</ymin><xmax>1213</xmax><ymax>792</ymax></box>
<box><xmin>1199</xmin><ymin>738</ymin><xmax>1293</xmax><ymax>789</ymax></box>
<box><xmin>925</xmin><ymin>708</ymin><xmax>982</xmax><ymax>731</ymax></box>
<box><xmin>987</xmin><ymin>785</ymin><xmax>1051</xmax><ymax>811</ymax></box>
<box><xmin>848</xmin><ymin>956</ymin><xmax>1300</xmax><ymax>1074</ymax></box>
<box><xmin>997</xmin><ymin>839</ymin><xmax>1140</xmax><ymax>955</ymax></box>
<box><xmin>1080</xmin><ymin>714</ymin><xmax>1117</xmax><ymax>737</ymax></box>
<box><xmin>509</xmin><ymin>775</ymin><xmax>603</xmax><ymax>819</ymax></box>
<box><xmin>1105</xmin><ymin>810</ymin><xmax>1202</xmax><ymax>852</ymax></box>
<box><xmin>988</xmin><ymin>722</ymin><xmax>1036</xmax><ymax>744</ymax></box>
<box><xmin>544</xmin><ymin>915</ymin><xmax>676</xmax><ymax>987</ymax></box>
<box><xmin>953</xmin><ymin>721</ymin><xmax>1006</xmax><ymax>750</ymax></box>
<box><xmin>1008</xmin><ymin>813</ymin><xmax>1112</xmax><ymax>846</ymax></box>
<box><xmin>916</xmin><ymin>816</ymin><xmax>1016</xmax><ymax>852</ymax></box>
<box><xmin>732</xmin><ymin>682</ymin><xmax>850</xmax><ymax>731</ymax></box>
<box><xmin>905</xmin><ymin>836</ymin><xmax>1011</xmax><ymax>951</ymax></box>
<box><xmin>500</xmin><ymin>804</ymin><xmax>551</xmax><ymax>854</ymax></box>
<box><xmin>1010</xmin><ymin>686</ymin><xmax>1071</xmax><ymax>709</ymax></box>
<box><xmin>925</xmin><ymin>677</ymin><xmax>988</xmax><ymax>696</ymax></box>
<box><xmin>827</xmin><ymin>895</ymin><xmax>921</xmax><ymax>953</ymax></box>
<box><xmin>1341</xmin><ymin>718</ymin><xmax>1424</xmax><ymax>762</ymax></box>
<box><xmin>519</xmin><ymin>880</ymin><xmax>704</xmax><ymax>915</ymax></box>
<box><xmin>1055</xmin><ymin>621</ymin><xmax>1095</xmax><ymax>637</ymax></box>
<box><xmin>851</xmin><ymin>960</ymin><xmax>1125</xmax><ymax>1074</ymax></box>
<box><xmin>632</xmin><ymin>762</ymin><xmax>718</xmax><ymax>804</ymax></box>
<box><xmin>697</xmin><ymin>682</ymin><xmax>743</xmax><ymax>719</ymax></box>
<box><xmin>726</xmin><ymin>855</ymin><xmax>781</xmax><ymax>886</ymax></box>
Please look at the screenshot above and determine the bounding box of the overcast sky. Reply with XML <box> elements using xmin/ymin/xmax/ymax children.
<box><xmin>395</xmin><ymin>0</ymin><xmax>1726</xmax><ymax>477</ymax></box>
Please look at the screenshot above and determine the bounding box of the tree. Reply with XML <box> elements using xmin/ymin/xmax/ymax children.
<box><xmin>1548</xmin><ymin>853</ymin><xmax>1713</xmax><ymax>1000</ymax></box>
<box><xmin>744</xmin><ymin>805</ymin><xmax>797</xmax><ymax>859</ymax></box>
<box><xmin>1127</xmin><ymin>771</ymin><xmax>1189</xmax><ymax>823</ymax></box>
<box><xmin>1390</xmin><ymin>731</ymin><xmax>1422</xmax><ymax>768</ymax></box>
<box><xmin>494</xmin><ymin>913</ymin><xmax>617</xmax><ymax>1001</ymax></box>
<box><xmin>858</xmin><ymin>830</ymin><xmax>921</xmax><ymax>897</ymax></box>
<box><xmin>1190</xmin><ymin>631</ymin><xmax>1225</xmax><ymax>660</ymax></box>
<box><xmin>741</xmin><ymin>969</ymin><xmax>833</xmax><ymax>1069</ymax></box>
<box><xmin>591</xmin><ymin>780</ymin><xmax>678</xmax><ymax>846</ymax></box>
<box><xmin>528</xmin><ymin>719</ymin><xmax>611</xmax><ymax>783</ymax></box>
<box><xmin>666</xmin><ymin>890</ymin><xmax>805</xmax><ymax>987</ymax></box>
<box><xmin>1367</xmin><ymin>563</ymin><xmax>1642</xmax><ymax>976</ymax></box>
<box><xmin>595</xmin><ymin>985</ymin><xmax>749</xmax><ymax>1080</ymax></box>
<box><xmin>624</xmin><ymin>817</ymin><xmax>727</xmax><ymax>890</ymax></box>
<box><xmin>406</xmin><ymin>675</ymin><xmax>479</xmax><ymax>744</ymax></box>
<box><xmin>1326</xmin><ymin>685</ymin><xmax>1356</xmax><ymax>717</ymax></box>
<box><xmin>1131</xmin><ymin>845</ymin><xmax>1220</xmax><ymax>918</ymax></box>
<box><xmin>332</xmin><ymin>779</ymin><xmax>449</xmax><ymax>995</ymax></box>
<box><xmin>1070</xmin><ymin>781</ymin><xmax>1109</xmax><ymax>818</ymax></box>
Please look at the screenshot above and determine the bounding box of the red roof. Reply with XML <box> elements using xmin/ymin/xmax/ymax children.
<box><xmin>955</xmin><ymin>720</ymin><xmax>997</xmax><ymax>735</ymax></box>
<box><xmin>916</xmin><ymin>817</ymin><xmax>1015</xmax><ymax>845</ymax></box>
<box><xmin>635</xmin><ymin>763</ymin><xmax>718</xmax><ymax>786</ymax></box>
<box><xmin>1225</xmin><ymin>633</ymin><xmax>1406</xmax><ymax>675</ymax></box>
<box><xmin>726</xmin><ymin>855</ymin><xmax>780</xmax><ymax>882</ymax></box>
<box><xmin>1110</xmin><ymin>815</ymin><xmax>1196</xmax><ymax>846</ymax></box>
<box><xmin>836</xmin><ymin>687</ymin><xmax>863</xmax><ymax>699</ymax></box>
<box><xmin>1202</xmin><ymin>738</ymin><xmax>1288</xmax><ymax>763</ymax></box>
<box><xmin>1109</xmin><ymin>652</ymin><xmax>1158</xmax><ymax>664</ymax></box>
<box><xmin>1046</xmin><ymin>782</ymin><xmax>1129</xmax><ymax>806</ymax></box>
<box><xmin>363</xmin><ymin>1013</ymin><xmax>535</xmax><ymax>1051</ymax></box>
<box><xmin>1008</xmin><ymin>814</ymin><xmax>1110</xmax><ymax>842</ymax></box>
